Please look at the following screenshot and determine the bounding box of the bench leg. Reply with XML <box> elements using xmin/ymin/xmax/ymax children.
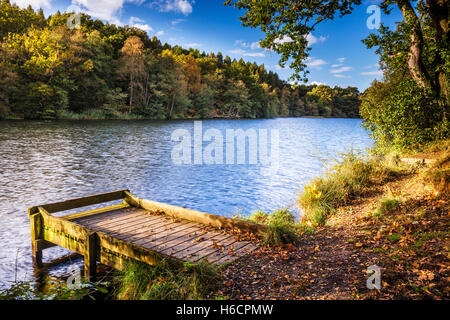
<box><xmin>84</xmin><ymin>233</ymin><xmax>97</xmax><ymax>282</ymax></box>
<box><xmin>30</xmin><ymin>214</ymin><xmax>43</xmax><ymax>268</ymax></box>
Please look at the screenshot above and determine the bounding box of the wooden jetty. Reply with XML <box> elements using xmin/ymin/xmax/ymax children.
<box><xmin>28</xmin><ymin>190</ymin><xmax>264</xmax><ymax>280</ymax></box>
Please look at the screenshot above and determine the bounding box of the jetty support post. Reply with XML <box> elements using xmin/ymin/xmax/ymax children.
<box><xmin>84</xmin><ymin>232</ymin><xmax>98</xmax><ymax>282</ymax></box>
<box><xmin>29</xmin><ymin>208</ymin><xmax>43</xmax><ymax>268</ymax></box>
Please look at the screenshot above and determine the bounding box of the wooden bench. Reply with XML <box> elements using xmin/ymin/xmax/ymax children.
<box><xmin>29</xmin><ymin>190</ymin><xmax>265</xmax><ymax>281</ymax></box>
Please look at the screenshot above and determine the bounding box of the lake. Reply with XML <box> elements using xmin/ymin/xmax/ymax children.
<box><xmin>0</xmin><ymin>118</ymin><xmax>372</xmax><ymax>288</ymax></box>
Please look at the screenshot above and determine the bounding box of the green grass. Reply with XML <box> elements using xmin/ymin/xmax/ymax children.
<box><xmin>372</xmin><ymin>196</ymin><xmax>402</xmax><ymax>218</ymax></box>
<box><xmin>114</xmin><ymin>259</ymin><xmax>221</xmax><ymax>300</ymax></box>
<box><xmin>246</xmin><ymin>209</ymin><xmax>299</xmax><ymax>246</ymax></box>
<box><xmin>298</xmin><ymin>151</ymin><xmax>404</xmax><ymax>226</ymax></box>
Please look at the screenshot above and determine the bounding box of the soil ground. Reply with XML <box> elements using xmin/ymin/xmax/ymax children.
<box><xmin>219</xmin><ymin>154</ymin><xmax>449</xmax><ymax>300</ymax></box>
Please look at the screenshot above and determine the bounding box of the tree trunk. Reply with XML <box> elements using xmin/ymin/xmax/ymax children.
<box><xmin>396</xmin><ymin>1</ymin><xmax>433</xmax><ymax>89</ymax></box>
<box><xmin>396</xmin><ymin>0</ymin><xmax>449</xmax><ymax>108</ymax></box>
<box><xmin>426</xmin><ymin>0</ymin><xmax>449</xmax><ymax>106</ymax></box>
<box><xmin>169</xmin><ymin>93</ymin><xmax>175</xmax><ymax>118</ymax></box>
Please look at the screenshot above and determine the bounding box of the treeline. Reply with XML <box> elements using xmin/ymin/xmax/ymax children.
<box><xmin>0</xmin><ymin>0</ymin><xmax>360</xmax><ymax>120</ymax></box>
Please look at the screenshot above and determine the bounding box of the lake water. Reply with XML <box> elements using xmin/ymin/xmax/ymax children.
<box><xmin>0</xmin><ymin>118</ymin><xmax>372</xmax><ymax>288</ymax></box>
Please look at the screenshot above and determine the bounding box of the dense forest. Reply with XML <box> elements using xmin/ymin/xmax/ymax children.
<box><xmin>0</xmin><ymin>0</ymin><xmax>360</xmax><ymax>120</ymax></box>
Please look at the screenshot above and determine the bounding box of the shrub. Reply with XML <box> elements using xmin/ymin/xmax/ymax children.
<box><xmin>247</xmin><ymin>209</ymin><xmax>299</xmax><ymax>246</ymax></box>
<box><xmin>263</xmin><ymin>219</ymin><xmax>299</xmax><ymax>246</ymax></box>
<box><xmin>299</xmin><ymin>151</ymin><xmax>399</xmax><ymax>225</ymax></box>
<box><xmin>360</xmin><ymin>77</ymin><xmax>448</xmax><ymax>152</ymax></box>
<box><xmin>114</xmin><ymin>259</ymin><xmax>221</xmax><ymax>300</ymax></box>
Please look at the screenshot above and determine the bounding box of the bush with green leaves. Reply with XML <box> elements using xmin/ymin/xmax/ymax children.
<box><xmin>361</xmin><ymin>76</ymin><xmax>448</xmax><ymax>152</ymax></box>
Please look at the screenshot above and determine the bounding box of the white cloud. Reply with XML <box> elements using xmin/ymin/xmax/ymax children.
<box><xmin>128</xmin><ymin>16</ymin><xmax>152</xmax><ymax>33</ymax></box>
<box><xmin>129</xmin><ymin>16</ymin><xmax>144</xmax><ymax>24</ymax></box>
<box><xmin>250</xmin><ymin>41</ymin><xmax>260</xmax><ymax>49</ymax></box>
<box><xmin>229</xmin><ymin>49</ymin><xmax>265</xmax><ymax>57</ymax></box>
<box><xmin>361</xmin><ymin>70</ymin><xmax>383</xmax><ymax>76</ymax></box>
<box><xmin>235</xmin><ymin>40</ymin><xmax>261</xmax><ymax>50</ymax></box>
<box><xmin>235</xmin><ymin>40</ymin><xmax>248</xmax><ymax>47</ymax></box>
<box><xmin>337</xmin><ymin>57</ymin><xmax>346</xmax><ymax>63</ymax></box>
<box><xmin>11</xmin><ymin>0</ymin><xmax>52</xmax><ymax>9</ymax></box>
<box><xmin>274</xmin><ymin>35</ymin><xmax>293</xmax><ymax>44</ymax></box>
<box><xmin>155</xmin><ymin>30</ymin><xmax>165</xmax><ymax>36</ymax></box>
<box><xmin>330</xmin><ymin>66</ymin><xmax>352</xmax><ymax>73</ymax></box>
<box><xmin>70</xmin><ymin>1</ymin><xmax>148</xmax><ymax>25</ymax></box>
<box><xmin>305</xmin><ymin>57</ymin><xmax>327</xmax><ymax>68</ymax></box>
<box><xmin>333</xmin><ymin>74</ymin><xmax>351</xmax><ymax>78</ymax></box>
<box><xmin>151</xmin><ymin>0</ymin><xmax>193</xmax><ymax>16</ymax></box>
<box><xmin>306</xmin><ymin>33</ymin><xmax>327</xmax><ymax>45</ymax></box>
<box><xmin>132</xmin><ymin>23</ymin><xmax>153</xmax><ymax>33</ymax></box>
<box><xmin>331</xmin><ymin>64</ymin><xmax>343</xmax><ymax>68</ymax></box>
<box><xmin>310</xmin><ymin>81</ymin><xmax>326</xmax><ymax>86</ymax></box>
<box><xmin>186</xmin><ymin>43</ymin><xmax>201</xmax><ymax>47</ymax></box>
<box><xmin>73</xmin><ymin>0</ymin><xmax>125</xmax><ymax>24</ymax></box>
<box><xmin>171</xmin><ymin>18</ymin><xmax>186</xmax><ymax>25</ymax></box>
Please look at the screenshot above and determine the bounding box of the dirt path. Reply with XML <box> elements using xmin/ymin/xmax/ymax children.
<box><xmin>219</xmin><ymin>167</ymin><xmax>449</xmax><ymax>300</ymax></box>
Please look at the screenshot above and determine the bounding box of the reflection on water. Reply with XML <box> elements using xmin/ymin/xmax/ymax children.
<box><xmin>0</xmin><ymin>118</ymin><xmax>372</xmax><ymax>287</ymax></box>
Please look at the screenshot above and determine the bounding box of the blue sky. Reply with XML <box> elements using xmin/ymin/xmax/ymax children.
<box><xmin>13</xmin><ymin>0</ymin><xmax>403</xmax><ymax>91</ymax></box>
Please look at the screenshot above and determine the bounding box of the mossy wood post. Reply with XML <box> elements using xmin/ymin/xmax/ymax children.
<box><xmin>85</xmin><ymin>233</ymin><xmax>97</xmax><ymax>282</ymax></box>
<box><xmin>29</xmin><ymin>210</ymin><xmax>43</xmax><ymax>268</ymax></box>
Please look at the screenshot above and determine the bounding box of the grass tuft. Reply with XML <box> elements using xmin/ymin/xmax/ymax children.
<box><xmin>114</xmin><ymin>259</ymin><xmax>221</xmax><ymax>300</ymax></box>
<box><xmin>372</xmin><ymin>196</ymin><xmax>402</xmax><ymax>218</ymax></box>
<box><xmin>247</xmin><ymin>209</ymin><xmax>299</xmax><ymax>246</ymax></box>
<box><xmin>298</xmin><ymin>151</ymin><xmax>405</xmax><ymax>226</ymax></box>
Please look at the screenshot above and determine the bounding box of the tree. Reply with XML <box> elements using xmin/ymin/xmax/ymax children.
<box><xmin>195</xmin><ymin>84</ymin><xmax>215</xmax><ymax>118</ymax></box>
<box><xmin>118</xmin><ymin>36</ymin><xmax>145</xmax><ymax>112</ymax></box>
<box><xmin>225</xmin><ymin>0</ymin><xmax>448</xmax><ymax>106</ymax></box>
<box><xmin>222</xmin><ymin>79</ymin><xmax>252</xmax><ymax>118</ymax></box>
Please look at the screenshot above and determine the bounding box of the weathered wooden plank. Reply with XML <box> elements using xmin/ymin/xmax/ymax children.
<box><xmin>159</xmin><ymin>231</ymin><xmax>231</xmax><ymax>259</ymax></box>
<box><xmin>147</xmin><ymin>226</ymin><xmax>212</xmax><ymax>252</ymax></box>
<box><xmin>85</xmin><ymin>212</ymin><xmax>157</xmax><ymax>233</ymax></box>
<box><xmin>174</xmin><ymin>234</ymin><xmax>237</xmax><ymax>262</ymax></box>
<box><xmin>31</xmin><ymin>190</ymin><xmax>128</xmax><ymax>214</ymax></box>
<box><xmin>65</xmin><ymin>203</ymin><xmax>130</xmax><ymax>221</ymax></box>
<box><xmin>101</xmin><ymin>214</ymin><xmax>167</xmax><ymax>237</ymax></box>
<box><xmin>40</xmin><ymin>207</ymin><xmax>90</xmax><ymax>255</ymax></box>
<box><xmin>125</xmin><ymin>192</ymin><xmax>266</xmax><ymax>235</ymax></box>
<box><xmin>120</xmin><ymin>221</ymin><xmax>200</xmax><ymax>245</ymax></box>
<box><xmin>202</xmin><ymin>241</ymin><xmax>256</xmax><ymax>265</ymax></box>
<box><xmin>142</xmin><ymin>226</ymin><xmax>214</xmax><ymax>254</ymax></box>
<box><xmin>95</xmin><ymin>216</ymin><xmax>179</xmax><ymax>239</ymax></box>
<box><xmin>79</xmin><ymin>209</ymin><xmax>146</xmax><ymax>229</ymax></box>
<box><xmin>96</xmin><ymin>231</ymin><xmax>182</xmax><ymax>271</ymax></box>
<box><xmin>132</xmin><ymin>221</ymin><xmax>200</xmax><ymax>247</ymax></box>
<box><xmin>73</xmin><ymin>206</ymin><xmax>134</xmax><ymax>224</ymax></box>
